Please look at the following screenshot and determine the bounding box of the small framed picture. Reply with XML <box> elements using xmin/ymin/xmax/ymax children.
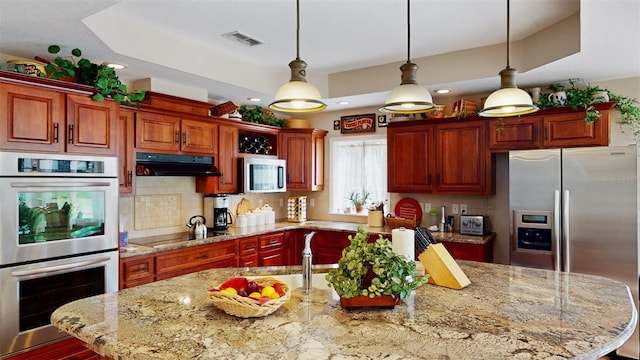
<box><xmin>333</xmin><ymin>120</ymin><xmax>340</xmax><ymax>131</ymax></box>
<box><xmin>340</xmin><ymin>114</ymin><xmax>376</xmax><ymax>134</ymax></box>
<box><xmin>377</xmin><ymin>114</ymin><xmax>388</xmax><ymax>127</ymax></box>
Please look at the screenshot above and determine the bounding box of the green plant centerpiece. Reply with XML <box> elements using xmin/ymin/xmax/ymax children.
<box><xmin>325</xmin><ymin>226</ymin><xmax>429</xmax><ymax>303</ymax></box>
<box><xmin>44</xmin><ymin>45</ymin><xmax>146</xmax><ymax>108</ymax></box>
<box><xmin>238</xmin><ymin>105</ymin><xmax>287</xmax><ymax>127</ymax></box>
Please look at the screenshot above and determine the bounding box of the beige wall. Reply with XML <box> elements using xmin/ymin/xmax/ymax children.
<box><xmin>122</xmin><ymin>76</ymin><xmax>640</xmax><ymax>265</ymax></box>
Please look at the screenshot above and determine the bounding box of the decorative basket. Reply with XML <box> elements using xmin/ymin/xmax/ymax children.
<box><xmin>210</xmin><ymin>101</ymin><xmax>238</xmax><ymax>117</ymax></box>
<box><xmin>208</xmin><ymin>277</ymin><xmax>291</xmax><ymax>318</ymax></box>
<box><xmin>385</xmin><ymin>215</ymin><xmax>417</xmax><ymax>229</ymax></box>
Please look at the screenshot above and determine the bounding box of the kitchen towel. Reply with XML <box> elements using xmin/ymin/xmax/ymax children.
<box><xmin>392</xmin><ymin>228</ymin><xmax>415</xmax><ymax>260</ymax></box>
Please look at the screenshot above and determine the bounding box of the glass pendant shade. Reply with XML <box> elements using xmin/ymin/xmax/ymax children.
<box><xmin>270</xmin><ymin>60</ymin><xmax>326</xmax><ymax>113</ymax></box>
<box><xmin>479</xmin><ymin>68</ymin><xmax>538</xmax><ymax>117</ymax></box>
<box><xmin>380</xmin><ymin>1</ymin><xmax>434</xmax><ymax>114</ymax></box>
<box><xmin>269</xmin><ymin>1</ymin><xmax>326</xmax><ymax>113</ymax></box>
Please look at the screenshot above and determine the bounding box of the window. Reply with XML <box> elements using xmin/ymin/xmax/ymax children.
<box><xmin>329</xmin><ymin>135</ymin><xmax>388</xmax><ymax>214</ymax></box>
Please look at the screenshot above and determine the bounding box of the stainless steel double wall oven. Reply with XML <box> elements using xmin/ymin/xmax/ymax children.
<box><xmin>0</xmin><ymin>152</ymin><xmax>119</xmax><ymax>358</ymax></box>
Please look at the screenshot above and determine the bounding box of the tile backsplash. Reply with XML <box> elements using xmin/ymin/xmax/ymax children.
<box><xmin>134</xmin><ymin>194</ymin><xmax>182</xmax><ymax>230</ymax></box>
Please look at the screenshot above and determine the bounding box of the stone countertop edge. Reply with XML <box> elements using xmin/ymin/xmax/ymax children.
<box><xmin>121</xmin><ymin>221</ymin><xmax>495</xmax><ymax>258</ymax></box>
<box><xmin>51</xmin><ymin>261</ymin><xmax>637</xmax><ymax>360</ymax></box>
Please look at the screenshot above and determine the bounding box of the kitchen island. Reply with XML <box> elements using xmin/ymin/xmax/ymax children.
<box><xmin>51</xmin><ymin>261</ymin><xmax>637</xmax><ymax>360</ymax></box>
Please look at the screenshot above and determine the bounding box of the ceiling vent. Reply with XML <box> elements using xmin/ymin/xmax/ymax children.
<box><xmin>222</xmin><ymin>31</ymin><xmax>263</xmax><ymax>47</ymax></box>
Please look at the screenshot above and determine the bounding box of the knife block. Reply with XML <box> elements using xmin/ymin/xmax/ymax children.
<box><xmin>418</xmin><ymin>243</ymin><xmax>471</xmax><ymax>289</ymax></box>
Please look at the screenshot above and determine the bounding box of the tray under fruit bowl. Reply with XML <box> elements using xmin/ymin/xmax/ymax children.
<box><xmin>208</xmin><ymin>277</ymin><xmax>291</xmax><ymax>318</ymax></box>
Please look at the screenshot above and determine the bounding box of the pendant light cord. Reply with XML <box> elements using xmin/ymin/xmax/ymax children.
<box><xmin>296</xmin><ymin>0</ymin><xmax>301</xmax><ymax>61</ymax></box>
<box><xmin>406</xmin><ymin>0</ymin><xmax>411</xmax><ymax>63</ymax></box>
<box><xmin>506</xmin><ymin>0</ymin><xmax>510</xmax><ymax>68</ymax></box>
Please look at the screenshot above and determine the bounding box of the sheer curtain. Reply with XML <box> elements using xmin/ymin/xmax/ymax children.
<box><xmin>330</xmin><ymin>135</ymin><xmax>387</xmax><ymax>214</ymax></box>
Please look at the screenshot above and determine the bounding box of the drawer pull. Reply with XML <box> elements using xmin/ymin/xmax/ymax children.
<box><xmin>132</xmin><ymin>267</ymin><xmax>148</xmax><ymax>274</ymax></box>
<box><xmin>245</xmin><ymin>245</ymin><xmax>255</xmax><ymax>250</ymax></box>
<box><xmin>195</xmin><ymin>255</ymin><xmax>209</xmax><ymax>260</ymax></box>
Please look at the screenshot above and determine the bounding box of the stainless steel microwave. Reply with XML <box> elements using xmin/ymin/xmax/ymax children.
<box><xmin>240</xmin><ymin>158</ymin><xmax>286</xmax><ymax>193</ymax></box>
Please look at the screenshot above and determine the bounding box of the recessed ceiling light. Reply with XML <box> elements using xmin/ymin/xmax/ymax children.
<box><xmin>103</xmin><ymin>62</ymin><xmax>125</xmax><ymax>70</ymax></box>
<box><xmin>435</xmin><ymin>89</ymin><xmax>450</xmax><ymax>94</ymax></box>
<box><xmin>337</xmin><ymin>101</ymin><xmax>350</xmax><ymax>105</ymax></box>
<box><xmin>248</xmin><ymin>97</ymin><xmax>261</xmax><ymax>102</ymax></box>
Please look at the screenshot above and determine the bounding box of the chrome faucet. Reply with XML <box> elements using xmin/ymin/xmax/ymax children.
<box><xmin>302</xmin><ymin>231</ymin><xmax>316</xmax><ymax>293</ymax></box>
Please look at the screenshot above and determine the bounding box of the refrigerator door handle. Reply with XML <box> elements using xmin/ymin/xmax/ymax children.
<box><xmin>553</xmin><ymin>190</ymin><xmax>562</xmax><ymax>271</ymax></box>
<box><xmin>562</xmin><ymin>189</ymin><xmax>571</xmax><ymax>273</ymax></box>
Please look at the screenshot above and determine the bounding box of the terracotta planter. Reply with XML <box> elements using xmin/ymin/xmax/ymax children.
<box><xmin>340</xmin><ymin>295</ymin><xmax>400</xmax><ymax>309</ymax></box>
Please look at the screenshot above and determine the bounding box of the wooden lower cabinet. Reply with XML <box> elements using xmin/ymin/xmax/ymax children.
<box><xmin>6</xmin><ymin>337</ymin><xmax>104</xmax><ymax>360</ymax></box>
<box><xmin>258</xmin><ymin>232</ymin><xmax>285</xmax><ymax>266</ymax></box>
<box><xmin>439</xmin><ymin>240</ymin><xmax>493</xmax><ymax>262</ymax></box>
<box><xmin>120</xmin><ymin>254</ymin><xmax>154</xmax><ymax>289</ymax></box>
<box><xmin>238</xmin><ymin>236</ymin><xmax>259</xmax><ymax>267</ymax></box>
<box><xmin>312</xmin><ymin>230</ymin><xmax>351</xmax><ymax>265</ymax></box>
<box><xmin>155</xmin><ymin>241</ymin><xmax>237</xmax><ymax>281</ymax></box>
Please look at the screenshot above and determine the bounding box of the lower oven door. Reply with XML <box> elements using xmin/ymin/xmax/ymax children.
<box><xmin>0</xmin><ymin>250</ymin><xmax>118</xmax><ymax>358</ymax></box>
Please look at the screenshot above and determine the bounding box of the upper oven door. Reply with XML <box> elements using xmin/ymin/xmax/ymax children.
<box><xmin>0</xmin><ymin>176</ymin><xmax>119</xmax><ymax>265</ymax></box>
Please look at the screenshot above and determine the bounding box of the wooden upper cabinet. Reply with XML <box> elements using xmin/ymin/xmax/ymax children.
<box><xmin>1</xmin><ymin>81</ymin><xmax>117</xmax><ymax>155</ymax></box>
<box><xmin>489</xmin><ymin>117</ymin><xmax>543</xmax><ymax>152</ymax></box>
<box><xmin>488</xmin><ymin>102</ymin><xmax>615</xmax><ymax>151</ymax></box>
<box><xmin>135</xmin><ymin>111</ymin><xmax>181</xmax><ymax>152</ymax></box>
<box><xmin>279</xmin><ymin>128</ymin><xmax>327</xmax><ymax>191</ymax></box>
<box><xmin>66</xmin><ymin>94</ymin><xmax>117</xmax><ymax>155</ymax></box>
<box><xmin>217</xmin><ymin>124</ymin><xmax>238</xmax><ymax>192</ymax></box>
<box><xmin>0</xmin><ymin>82</ymin><xmax>65</xmax><ymax>152</ymax></box>
<box><xmin>435</xmin><ymin>120</ymin><xmax>491</xmax><ymax>194</ymax></box>
<box><xmin>135</xmin><ymin>111</ymin><xmax>218</xmax><ymax>155</ymax></box>
<box><xmin>118</xmin><ymin>109</ymin><xmax>135</xmax><ymax>195</ymax></box>
<box><xmin>387</xmin><ymin>123</ymin><xmax>435</xmax><ymax>193</ymax></box>
<box><xmin>181</xmin><ymin>118</ymin><xmax>218</xmax><ymax>155</ymax></box>
<box><xmin>543</xmin><ymin>111</ymin><xmax>609</xmax><ymax>147</ymax></box>
<box><xmin>195</xmin><ymin>123</ymin><xmax>238</xmax><ymax>194</ymax></box>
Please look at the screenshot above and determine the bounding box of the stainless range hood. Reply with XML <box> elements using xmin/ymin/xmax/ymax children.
<box><xmin>135</xmin><ymin>152</ymin><xmax>221</xmax><ymax>176</ymax></box>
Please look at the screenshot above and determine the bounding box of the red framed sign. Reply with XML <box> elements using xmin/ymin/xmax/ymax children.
<box><xmin>340</xmin><ymin>114</ymin><xmax>376</xmax><ymax>134</ymax></box>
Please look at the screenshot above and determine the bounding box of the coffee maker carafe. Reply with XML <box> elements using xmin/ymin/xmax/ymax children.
<box><xmin>205</xmin><ymin>195</ymin><xmax>234</xmax><ymax>231</ymax></box>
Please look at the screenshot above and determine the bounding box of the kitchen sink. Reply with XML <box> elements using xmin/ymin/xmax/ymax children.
<box><xmin>248</xmin><ymin>273</ymin><xmax>332</xmax><ymax>290</ymax></box>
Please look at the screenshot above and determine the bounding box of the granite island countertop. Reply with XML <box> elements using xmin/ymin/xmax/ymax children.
<box><xmin>122</xmin><ymin>221</ymin><xmax>494</xmax><ymax>258</ymax></box>
<box><xmin>52</xmin><ymin>262</ymin><xmax>636</xmax><ymax>360</ymax></box>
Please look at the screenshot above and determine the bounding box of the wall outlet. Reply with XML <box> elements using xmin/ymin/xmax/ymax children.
<box><xmin>279</xmin><ymin>198</ymin><xmax>284</xmax><ymax>207</ymax></box>
<box><xmin>460</xmin><ymin>204</ymin><xmax>467</xmax><ymax>214</ymax></box>
<box><xmin>451</xmin><ymin>204</ymin><xmax>459</xmax><ymax>214</ymax></box>
<box><xmin>309</xmin><ymin>198</ymin><xmax>315</xmax><ymax>208</ymax></box>
<box><xmin>423</xmin><ymin>202</ymin><xmax>431</xmax><ymax>212</ymax></box>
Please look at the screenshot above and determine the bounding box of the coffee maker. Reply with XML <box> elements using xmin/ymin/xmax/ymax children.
<box><xmin>204</xmin><ymin>195</ymin><xmax>234</xmax><ymax>231</ymax></box>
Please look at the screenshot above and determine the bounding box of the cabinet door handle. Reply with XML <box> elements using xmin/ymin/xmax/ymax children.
<box><xmin>68</xmin><ymin>124</ymin><xmax>74</xmax><ymax>144</ymax></box>
<box><xmin>436</xmin><ymin>174</ymin><xmax>440</xmax><ymax>186</ymax></box>
<box><xmin>175</xmin><ymin>131</ymin><xmax>180</xmax><ymax>144</ymax></box>
<box><xmin>127</xmin><ymin>171</ymin><xmax>133</xmax><ymax>187</ymax></box>
<box><xmin>53</xmin><ymin>123</ymin><xmax>59</xmax><ymax>143</ymax></box>
<box><xmin>533</xmin><ymin>126</ymin><xmax>537</xmax><ymax>141</ymax></box>
<box><xmin>183</xmin><ymin>132</ymin><xmax>187</xmax><ymax>145</ymax></box>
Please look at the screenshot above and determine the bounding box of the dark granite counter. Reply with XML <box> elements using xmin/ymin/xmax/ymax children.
<box><xmin>52</xmin><ymin>262</ymin><xmax>636</xmax><ymax>359</ymax></box>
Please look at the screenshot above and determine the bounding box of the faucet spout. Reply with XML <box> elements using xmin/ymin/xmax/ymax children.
<box><xmin>302</xmin><ymin>231</ymin><xmax>316</xmax><ymax>293</ymax></box>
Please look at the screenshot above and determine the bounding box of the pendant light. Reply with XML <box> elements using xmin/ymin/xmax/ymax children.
<box><xmin>478</xmin><ymin>0</ymin><xmax>538</xmax><ymax>117</ymax></box>
<box><xmin>380</xmin><ymin>0</ymin><xmax>434</xmax><ymax>114</ymax></box>
<box><xmin>269</xmin><ymin>0</ymin><xmax>326</xmax><ymax>113</ymax></box>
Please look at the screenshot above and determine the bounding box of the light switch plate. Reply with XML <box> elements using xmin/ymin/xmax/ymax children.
<box><xmin>424</xmin><ymin>202</ymin><xmax>431</xmax><ymax>212</ymax></box>
<box><xmin>452</xmin><ymin>204</ymin><xmax>459</xmax><ymax>214</ymax></box>
<box><xmin>309</xmin><ymin>198</ymin><xmax>315</xmax><ymax>208</ymax></box>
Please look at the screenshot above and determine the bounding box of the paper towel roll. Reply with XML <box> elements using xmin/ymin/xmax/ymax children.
<box><xmin>392</xmin><ymin>228</ymin><xmax>415</xmax><ymax>260</ymax></box>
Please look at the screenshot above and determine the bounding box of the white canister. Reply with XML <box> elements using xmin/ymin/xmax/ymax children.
<box><xmin>255</xmin><ymin>211</ymin><xmax>266</xmax><ymax>226</ymax></box>
<box><xmin>246</xmin><ymin>212</ymin><xmax>256</xmax><ymax>227</ymax></box>
<box><xmin>236</xmin><ymin>214</ymin><xmax>247</xmax><ymax>228</ymax></box>
<box><xmin>262</xmin><ymin>204</ymin><xmax>275</xmax><ymax>224</ymax></box>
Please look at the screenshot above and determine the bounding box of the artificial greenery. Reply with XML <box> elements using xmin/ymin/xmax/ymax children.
<box><xmin>44</xmin><ymin>45</ymin><xmax>146</xmax><ymax>108</ymax></box>
<box><xmin>238</xmin><ymin>105</ymin><xmax>287</xmax><ymax>127</ymax></box>
<box><xmin>325</xmin><ymin>226</ymin><xmax>429</xmax><ymax>299</ymax></box>
<box><xmin>539</xmin><ymin>79</ymin><xmax>640</xmax><ymax>129</ymax></box>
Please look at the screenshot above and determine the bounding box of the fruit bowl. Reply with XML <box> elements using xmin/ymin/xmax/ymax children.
<box><xmin>208</xmin><ymin>277</ymin><xmax>291</xmax><ymax>318</ymax></box>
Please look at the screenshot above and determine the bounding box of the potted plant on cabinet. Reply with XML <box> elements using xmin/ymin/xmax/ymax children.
<box><xmin>43</xmin><ymin>45</ymin><xmax>146</xmax><ymax>108</ymax></box>
<box><xmin>346</xmin><ymin>189</ymin><xmax>370</xmax><ymax>213</ymax></box>
<box><xmin>325</xmin><ymin>226</ymin><xmax>429</xmax><ymax>308</ymax></box>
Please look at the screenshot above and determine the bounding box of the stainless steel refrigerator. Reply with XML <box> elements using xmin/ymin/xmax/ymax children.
<box><xmin>509</xmin><ymin>146</ymin><xmax>639</xmax><ymax>359</ymax></box>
